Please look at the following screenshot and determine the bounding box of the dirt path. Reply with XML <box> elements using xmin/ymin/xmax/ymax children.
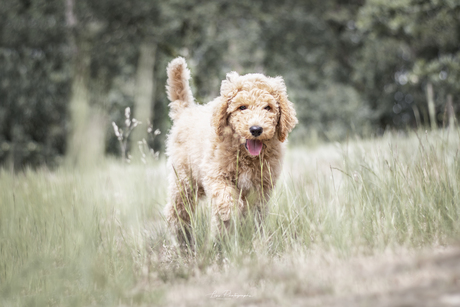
<box><xmin>298</xmin><ymin>246</ymin><xmax>460</xmax><ymax>307</ymax></box>
<box><xmin>159</xmin><ymin>246</ymin><xmax>460</xmax><ymax>306</ymax></box>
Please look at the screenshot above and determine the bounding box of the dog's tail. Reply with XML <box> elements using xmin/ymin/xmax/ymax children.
<box><xmin>166</xmin><ymin>57</ymin><xmax>195</xmax><ymax>120</ymax></box>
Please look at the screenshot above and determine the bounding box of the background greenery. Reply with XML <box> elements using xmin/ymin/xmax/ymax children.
<box><xmin>1</xmin><ymin>0</ymin><xmax>459</xmax><ymax>169</ymax></box>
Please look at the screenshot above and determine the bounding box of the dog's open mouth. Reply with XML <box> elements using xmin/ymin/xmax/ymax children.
<box><xmin>245</xmin><ymin>139</ymin><xmax>263</xmax><ymax>156</ymax></box>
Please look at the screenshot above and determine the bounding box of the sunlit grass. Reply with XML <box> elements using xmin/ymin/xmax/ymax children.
<box><xmin>1</xmin><ymin>129</ymin><xmax>459</xmax><ymax>306</ymax></box>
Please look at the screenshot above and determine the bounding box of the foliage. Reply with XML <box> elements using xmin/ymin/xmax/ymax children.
<box><xmin>0</xmin><ymin>0</ymin><xmax>70</xmax><ymax>168</ymax></box>
<box><xmin>355</xmin><ymin>0</ymin><xmax>460</xmax><ymax>128</ymax></box>
<box><xmin>0</xmin><ymin>0</ymin><xmax>459</xmax><ymax>168</ymax></box>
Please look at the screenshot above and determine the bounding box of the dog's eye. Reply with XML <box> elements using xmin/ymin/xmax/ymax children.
<box><xmin>239</xmin><ymin>106</ymin><xmax>247</xmax><ymax>110</ymax></box>
<box><xmin>264</xmin><ymin>106</ymin><xmax>271</xmax><ymax>111</ymax></box>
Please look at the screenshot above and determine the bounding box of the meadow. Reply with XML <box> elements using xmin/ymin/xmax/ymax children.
<box><xmin>1</xmin><ymin>129</ymin><xmax>460</xmax><ymax>306</ymax></box>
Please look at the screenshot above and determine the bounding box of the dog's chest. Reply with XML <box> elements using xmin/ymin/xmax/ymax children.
<box><xmin>236</xmin><ymin>162</ymin><xmax>265</xmax><ymax>193</ymax></box>
<box><xmin>237</xmin><ymin>170</ymin><xmax>255</xmax><ymax>191</ymax></box>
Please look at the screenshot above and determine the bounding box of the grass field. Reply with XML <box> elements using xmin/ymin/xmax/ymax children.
<box><xmin>1</xmin><ymin>129</ymin><xmax>460</xmax><ymax>306</ymax></box>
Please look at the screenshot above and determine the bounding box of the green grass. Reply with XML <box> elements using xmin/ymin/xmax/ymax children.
<box><xmin>1</xmin><ymin>129</ymin><xmax>460</xmax><ymax>306</ymax></box>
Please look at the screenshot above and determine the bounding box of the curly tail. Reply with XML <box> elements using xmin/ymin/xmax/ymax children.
<box><xmin>166</xmin><ymin>57</ymin><xmax>195</xmax><ymax>120</ymax></box>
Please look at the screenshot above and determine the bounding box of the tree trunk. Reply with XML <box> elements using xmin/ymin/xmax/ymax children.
<box><xmin>447</xmin><ymin>94</ymin><xmax>455</xmax><ymax>130</ymax></box>
<box><xmin>84</xmin><ymin>107</ymin><xmax>108</xmax><ymax>164</ymax></box>
<box><xmin>65</xmin><ymin>0</ymin><xmax>107</xmax><ymax>168</ymax></box>
<box><xmin>411</xmin><ymin>105</ymin><xmax>422</xmax><ymax>129</ymax></box>
<box><xmin>426</xmin><ymin>82</ymin><xmax>436</xmax><ymax>131</ymax></box>
<box><xmin>131</xmin><ymin>42</ymin><xmax>157</xmax><ymax>162</ymax></box>
<box><xmin>66</xmin><ymin>39</ymin><xmax>93</xmax><ymax>167</ymax></box>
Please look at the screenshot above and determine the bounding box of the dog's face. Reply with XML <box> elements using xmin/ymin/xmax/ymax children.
<box><xmin>227</xmin><ymin>89</ymin><xmax>279</xmax><ymax>156</ymax></box>
<box><xmin>212</xmin><ymin>72</ymin><xmax>297</xmax><ymax>156</ymax></box>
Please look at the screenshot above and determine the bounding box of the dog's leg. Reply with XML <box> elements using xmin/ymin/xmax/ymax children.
<box><xmin>164</xmin><ymin>174</ymin><xmax>199</xmax><ymax>246</ymax></box>
<box><xmin>206</xmin><ymin>179</ymin><xmax>244</xmax><ymax>240</ymax></box>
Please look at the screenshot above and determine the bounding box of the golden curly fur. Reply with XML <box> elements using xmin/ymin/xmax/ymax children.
<box><xmin>164</xmin><ymin>57</ymin><xmax>297</xmax><ymax>243</ymax></box>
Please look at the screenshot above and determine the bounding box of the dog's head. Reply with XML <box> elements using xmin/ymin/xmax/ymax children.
<box><xmin>212</xmin><ymin>72</ymin><xmax>297</xmax><ymax>156</ymax></box>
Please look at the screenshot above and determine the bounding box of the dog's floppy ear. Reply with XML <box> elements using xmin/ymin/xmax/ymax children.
<box><xmin>212</xmin><ymin>72</ymin><xmax>240</xmax><ymax>136</ymax></box>
<box><xmin>271</xmin><ymin>77</ymin><xmax>297</xmax><ymax>142</ymax></box>
<box><xmin>211</xmin><ymin>97</ymin><xmax>229</xmax><ymax>136</ymax></box>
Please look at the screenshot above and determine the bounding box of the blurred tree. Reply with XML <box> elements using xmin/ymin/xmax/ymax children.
<box><xmin>65</xmin><ymin>0</ymin><xmax>99</xmax><ymax>167</ymax></box>
<box><xmin>356</xmin><ymin>0</ymin><xmax>460</xmax><ymax>129</ymax></box>
<box><xmin>131</xmin><ymin>42</ymin><xmax>156</xmax><ymax>160</ymax></box>
<box><xmin>67</xmin><ymin>0</ymin><xmax>163</xmax><ymax>164</ymax></box>
<box><xmin>0</xmin><ymin>0</ymin><xmax>70</xmax><ymax>169</ymax></box>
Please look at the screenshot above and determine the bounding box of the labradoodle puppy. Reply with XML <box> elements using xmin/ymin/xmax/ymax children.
<box><xmin>164</xmin><ymin>57</ymin><xmax>297</xmax><ymax>243</ymax></box>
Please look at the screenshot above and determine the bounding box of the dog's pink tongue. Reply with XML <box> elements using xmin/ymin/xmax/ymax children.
<box><xmin>246</xmin><ymin>139</ymin><xmax>263</xmax><ymax>156</ymax></box>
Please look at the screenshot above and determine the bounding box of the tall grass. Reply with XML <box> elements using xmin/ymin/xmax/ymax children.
<box><xmin>278</xmin><ymin>130</ymin><xmax>460</xmax><ymax>253</ymax></box>
<box><xmin>1</xmin><ymin>129</ymin><xmax>459</xmax><ymax>306</ymax></box>
<box><xmin>0</xmin><ymin>162</ymin><xmax>168</xmax><ymax>306</ymax></box>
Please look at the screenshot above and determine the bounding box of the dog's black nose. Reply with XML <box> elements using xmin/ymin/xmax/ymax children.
<box><xmin>249</xmin><ymin>126</ymin><xmax>263</xmax><ymax>137</ymax></box>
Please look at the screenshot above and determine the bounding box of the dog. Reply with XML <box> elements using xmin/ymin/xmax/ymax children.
<box><xmin>164</xmin><ymin>57</ymin><xmax>297</xmax><ymax>244</ymax></box>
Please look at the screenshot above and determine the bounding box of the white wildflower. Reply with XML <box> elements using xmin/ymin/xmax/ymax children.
<box><xmin>132</xmin><ymin>118</ymin><xmax>140</xmax><ymax>128</ymax></box>
<box><xmin>112</xmin><ymin>122</ymin><xmax>119</xmax><ymax>137</ymax></box>
<box><xmin>112</xmin><ymin>122</ymin><xmax>123</xmax><ymax>140</ymax></box>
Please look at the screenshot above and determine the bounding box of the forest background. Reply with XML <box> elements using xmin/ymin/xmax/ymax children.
<box><xmin>1</xmin><ymin>0</ymin><xmax>459</xmax><ymax>169</ymax></box>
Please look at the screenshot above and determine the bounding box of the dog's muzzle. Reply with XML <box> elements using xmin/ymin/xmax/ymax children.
<box><xmin>249</xmin><ymin>126</ymin><xmax>263</xmax><ymax>137</ymax></box>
